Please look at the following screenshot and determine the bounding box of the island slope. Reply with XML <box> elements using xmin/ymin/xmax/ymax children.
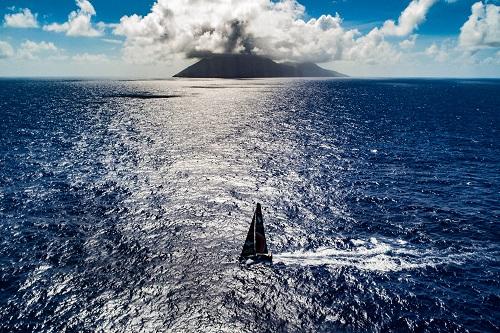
<box><xmin>173</xmin><ymin>54</ymin><xmax>347</xmax><ymax>78</ymax></box>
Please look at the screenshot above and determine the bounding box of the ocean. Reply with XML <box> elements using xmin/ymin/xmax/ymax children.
<box><xmin>0</xmin><ymin>78</ymin><xmax>499</xmax><ymax>332</ymax></box>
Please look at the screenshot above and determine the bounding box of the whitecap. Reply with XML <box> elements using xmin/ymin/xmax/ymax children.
<box><xmin>273</xmin><ymin>238</ymin><xmax>484</xmax><ymax>273</ymax></box>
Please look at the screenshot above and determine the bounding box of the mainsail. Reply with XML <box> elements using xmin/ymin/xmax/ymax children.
<box><xmin>240</xmin><ymin>203</ymin><xmax>269</xmax><ymax>258</ymax></box>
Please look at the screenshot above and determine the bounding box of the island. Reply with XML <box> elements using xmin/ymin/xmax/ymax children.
<box><xmin>173</xmin><ymin>53</ymin><xmax>347</xmax><ymax>78</ymax></box>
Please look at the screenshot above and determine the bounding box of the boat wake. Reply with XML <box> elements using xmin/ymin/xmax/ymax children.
<box><xmin>274</xmin><ymin>238</ymin><xmax>484</xmax><ymax>272</ymax></box>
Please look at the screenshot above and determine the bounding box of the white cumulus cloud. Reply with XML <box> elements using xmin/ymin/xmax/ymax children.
<box><xmin>114</xmin><ymin>0</ymin><xmax>434</xmax><ymax>65</ymax></box>
<box><xmin>380</xmin><ymin>0</ymin><xmax>437</xmax><ymax>37</ymax></box>
<box><xmin>0</xmin><ymin>41</ymin><xmax>15</xmax><ymax>58</ymax></box>
<box><xmin>425</xmin><ymin>42</ymin><xmax>450</xmax><ymax>62</ymax></box>
<box><xmin>400</xmin><ymin>34</ymin><xmax>418</xmax><ymax>49</ymax></box>
<box><xmin>459</xmin><ymin>1</ymin><xmax>500</xmax><ymax>50</ymax></box>
<box><xmin>3</xmin><ymin>8</ymin><xmax>39</xmax><ymax>28</ymax></box>
<box><xmin>43</xmin><ymin>0</ymin><xmax>103</xmax><ymax>37</ymax></box>
<box><xmin>18</xmin><ymin>40</ymin><xmax>59</xmax><ymax>59</ymax></box>
<box><xmin>481</xmin><ymin>50</ymin><xmax>500</xmax><ymax>65</ymax></box>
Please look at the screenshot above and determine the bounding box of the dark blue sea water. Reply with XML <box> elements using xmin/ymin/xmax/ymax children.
<box><xmin>0</xmin><ymin>78</ymin><xmax>499</xmax><ymax>332</ymax></box>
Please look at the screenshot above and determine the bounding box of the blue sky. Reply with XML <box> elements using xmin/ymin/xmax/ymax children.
<box><xmin>0</xmin><ymin>0</ymin><xmax>499</xmax><ymax>77</ymax></box>
<box><xmin>306</xmin><ymin>0</ymin><xmax>483</xmax><ymax>33</ymax></box>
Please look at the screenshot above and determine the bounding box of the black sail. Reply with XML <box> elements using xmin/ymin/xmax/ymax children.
<box><xmin>240</xmin><ymin>203</ymin><xmax>268</xmax><ymax>259</ymax></box>
<box><xmin>241</xmin><ymin>216</ymin><xmax>256</xmax><ymax>258</ymax></box>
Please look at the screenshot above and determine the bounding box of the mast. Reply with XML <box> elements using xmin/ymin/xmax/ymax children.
<box><xmin>254</xmin><ymin>206</ymin><xmax>257</xmax><ymax>254</ymax></box>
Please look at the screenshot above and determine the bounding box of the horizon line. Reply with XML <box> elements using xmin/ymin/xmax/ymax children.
<box><xmin>1</xmin><ymin>76</ymin><xmax>500</xmax><ymax>80</ymax></box>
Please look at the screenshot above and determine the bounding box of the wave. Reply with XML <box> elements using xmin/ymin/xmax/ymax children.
<box><xmin>273</xmin><ymin>238</ymin><xmax>486</xmax><ymax>272</ymax></box>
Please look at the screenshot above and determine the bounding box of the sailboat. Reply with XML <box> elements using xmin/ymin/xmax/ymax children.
<box><xmin>240</xmin><ymin>203</ymin><xmax>272</xmax><ymax>264</ymax></box>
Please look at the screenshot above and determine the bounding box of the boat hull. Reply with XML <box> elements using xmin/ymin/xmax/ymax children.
<box><xmin>240</xmin><ymin>253</ymin><xmax>273</xmax><ymax>265</ymax></box>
